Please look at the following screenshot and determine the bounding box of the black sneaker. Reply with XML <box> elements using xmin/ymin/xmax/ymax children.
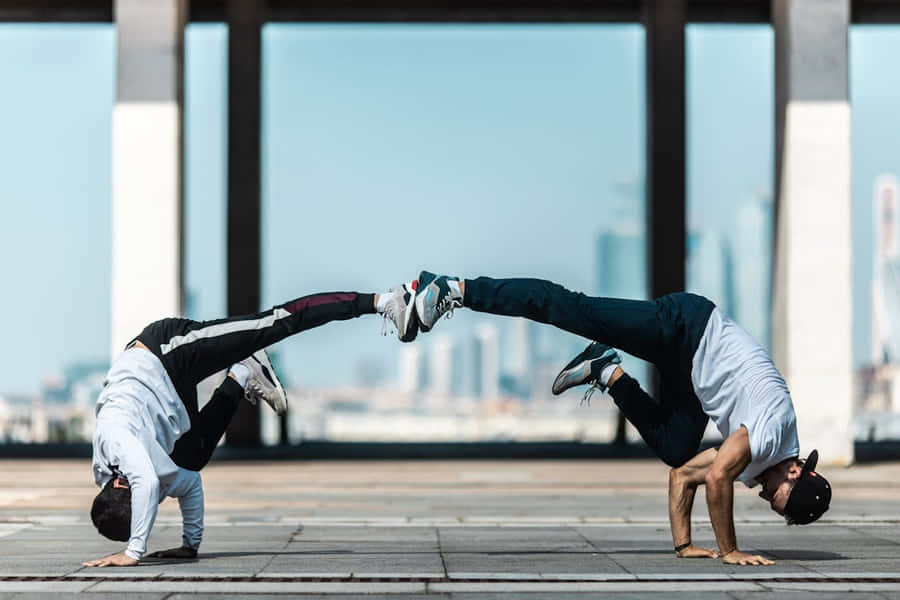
<box><xmin>414</xmin><ymin>270</ymin><xmax>463</xmax><ymax>333</ymax></box>
<box><xmin>552</xmin><ymin>342</ymin><xmax>621</xmax><ymax>396</ymax></box>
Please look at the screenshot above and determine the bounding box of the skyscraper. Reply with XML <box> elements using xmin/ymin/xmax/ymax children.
<box><xmin>501</xmin><ymin>317</ymin><xmax>533</xmax><ymax>399</ymax></box>
<box><xmin>595</xmin><ymin>224</ymin><xmax>645</xmax><ymax>299</ymax></box>
<box><xmin>687</xmin><ymin>229</ymin><xmax>734</xmax><ymax>316</ymax></box>
<box><xmin>872</xmin><ymin>174</ymin><xmax>900</xmax><ymax>364</ymax></box>
<box><xmin>397</xmin><ymin>345</ymin><xmax>421</xmax><ymax>394</ymax></box>
<box><xmin>732</xmin><ymin>193</ymin><xmax>773</xmax><ymax>347</ymax></box>
<box><xmin>473</xmin><ymin>323</ymin><xmax>500</xmax><ymax>400</ymax></box>
<box><xmin>427</xmin><ymin>335</ymin><xmax>454</xmax><ymax>398</ymax></box>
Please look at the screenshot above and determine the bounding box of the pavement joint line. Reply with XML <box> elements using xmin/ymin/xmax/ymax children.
<box><xmin>8</xmin><ymin>574</ymin><xmax>900</xmax><ymax>583</ymax></box>
<box><xmin>9</xmin><ymin>516</ymin><xmax>900</xmax><ymax>526</ymax></box>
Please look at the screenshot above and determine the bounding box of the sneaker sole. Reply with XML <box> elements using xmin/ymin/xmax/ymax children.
<box><xmin>415</xmin><ymin>272</ymin><xmax>438</xmax><ymax>332</ymax></box>
<box><xmin>551</xmin><ymin>348</ymin><xmax>621</xmax><ymax>396</ymax></box>
<box><xmin>399</xmin><ymin>293</ymin><xmax>419</xmax><ymax>343</ymax></box>
<box><xmin>401</xmin><ymin>287</ymin><xmax>418</xmax><ymax>340</ymax></box>
<box><xmin>552</xmin><ymin>363</ymin><xmax>592</xmax><ymax>395</ymax></box>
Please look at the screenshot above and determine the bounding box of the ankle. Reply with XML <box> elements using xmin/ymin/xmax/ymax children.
<box><xmin>605</xmin><ymin>365</ymin><xmax>625</xmax><ymax>388</ymax></box>
<box><xmin>228</xmin><ymin>362</ymin><xmax>250</xmax><ymax>388</ymax></box>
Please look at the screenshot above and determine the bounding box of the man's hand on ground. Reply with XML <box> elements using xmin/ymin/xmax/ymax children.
<box><xmin>720</xmin><ymin>550</ymin><xmax>775</xmax><ymax>566</ymax></box>
<box><xmin>675</xmin><ymin>544</ymin><xmax>719</xmax><ymax>559</ymax></box>
<box><xmin>147</xmin><ymin>546</ymin><xmax>198</xmax><ymax>559</ymax></box>
<box><xmin>82</xmin><ymin>552</ymin><xmax>139</xmax><ymax>567</ymax></box>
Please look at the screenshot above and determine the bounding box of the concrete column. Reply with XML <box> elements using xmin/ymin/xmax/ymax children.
<box><xmin>772</xmin><ymin>0</ymin><xmax>852</xmax><ymax>465</ymax></box>
<box><xmin>111</xmin><ymin>0</ymin><xmax>186</xmax><ymax>354</ymax></box>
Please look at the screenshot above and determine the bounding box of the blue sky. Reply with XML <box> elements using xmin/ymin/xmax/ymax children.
<box><xmin>0</xmin><ymin>23</ymin><xmax>896</xmax><ymax>394</ymax></box>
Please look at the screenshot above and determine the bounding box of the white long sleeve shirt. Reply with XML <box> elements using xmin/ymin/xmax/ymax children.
<box><xmin>92</xmin><ymin>347</ymin><xmax>202</xmax><ymax>560</ymax></box>
<box><xmin>691</xmin><ymin>308</ymin><xmax>800</xmax><ymax>487</ymax></box>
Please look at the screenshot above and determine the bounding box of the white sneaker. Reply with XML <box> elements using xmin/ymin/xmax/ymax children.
<box><xmin>382</xmin><ymin>281</ymin><xmax>419</xmax><ymax>342</ymax></box>
<box><xmin>240</xmin><ymin>349</ymin><xmax>287</xmax><ymax>415</ymax></box>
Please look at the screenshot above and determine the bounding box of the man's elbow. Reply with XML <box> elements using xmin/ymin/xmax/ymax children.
<box><xmin>704</xmin><ymin>469</ymin><xmax>730</xmax><ymax>490</ymax></box>
<box><xmin>142</xmin><ymin>474</ymin><xmax>160</xmax><ymax>498</ymax></box>
<box><xmin>669</xmin><ymin>467</ymin><xmax>685</xmax><ymax>488</ymax></box>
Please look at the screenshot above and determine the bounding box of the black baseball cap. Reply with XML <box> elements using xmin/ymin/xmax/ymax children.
<box><xmin>784</xmin><ymin>450</ymin><xmax>831</xmax><ymax>525</ymax></box>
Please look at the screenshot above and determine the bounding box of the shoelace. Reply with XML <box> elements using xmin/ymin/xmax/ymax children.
<box><xmin>244</xmin><ymin>379</ymin><xmax>263</xmax><ymax>404</ymax></box>
<box><xmin>436</xmin><ymin>294</ymin><xmax>462</xmax><ymax>321</ymax></box>
<box><xmin>381</xmin><ymin>301</ymin><xmax>398</xmax><ymax>336</ymax></box>
<box><xmin>580</xmin><ymin>381</ymin><xmax>604</xmax><ymax>406</ymax></box>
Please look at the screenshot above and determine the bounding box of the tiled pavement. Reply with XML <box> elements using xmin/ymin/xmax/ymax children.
<box><xmin>1</xmin><ymin>459</ymin><xmax>900</xmax><ymax>598</ymax></box>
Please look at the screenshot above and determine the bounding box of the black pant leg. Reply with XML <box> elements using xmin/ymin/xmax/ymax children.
<box><xmin>463</xmin><ymin>277</ymin><xmax>667</xmax><ymax>364</ymax></box>
<box><xmin>169</xmin><ymin>376</ymin><xmax>243</xmax><ymax>471</ymax></box>
<box><xmin>607</xmin><ymin>373</ymin><xmax>708</xmax><ymax>467</ymax></box>
<box><xmin>137</xmin><ymin>291</ymin><xmax>376</xmax><ymax>389</ymax></box>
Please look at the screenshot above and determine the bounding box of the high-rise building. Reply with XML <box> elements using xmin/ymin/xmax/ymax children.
<box><xmin>473</xmin><ymin>323</ymin><xmax>499</xmax><ymax>400</ymax></box>
<box><xmin>501</xmin><ymin>317</ymin><xmax>533</xmax><ymax>399</ymax></box>
<box><xmin>687</xmin><ymin>229</ymin><xmax>734</xmax><ymax>316</ymax></box>
<box><xmin>732</xmin><ymin>193</ymin><xmax>773</xmax><ymax>348</ymax></box>
<box><xmin>595</xmin><ymin>224</ymin><xmax>645</xmax><ymax>299</ymax></box>
<box><xmin>397</xmin><ymin>345</ymin><xmax>421</xmax><ymax>394</ymax></box>
<box><xmin>427</xmin><ymin>335</ymin><xmax>454</xmax><ymax>398</ymax></box>
<box><xmin>594</xmin><ymin>224</ymin><xmax>650</xmax><ymax>396</ymax></box>
<box><xmin>872</xmin><ymin>174</ymin><xmax>900</xmax><ymax>364</ymax></box>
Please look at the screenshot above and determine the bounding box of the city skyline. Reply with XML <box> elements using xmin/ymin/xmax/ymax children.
<box><xmin>1</xmin><ymin>24</ymin><xmax>899</xmax><ymax>398</ymax></box>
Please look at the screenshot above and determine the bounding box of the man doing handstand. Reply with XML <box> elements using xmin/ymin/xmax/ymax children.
<box><xmin>408</xmin><ymin>271</ymin><xmax>832</xmax><ymax>566</ymax></box>
<box><xmin>84</xmin><ymin>283</ymin><xmax>419</xmax><ymax>567</ymax></box>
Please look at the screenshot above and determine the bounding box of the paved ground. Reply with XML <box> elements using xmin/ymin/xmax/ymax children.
<box><xmin>1</xmin><ymin>458</ymin><xmax>900</xmax><ymax>598</ymax></box>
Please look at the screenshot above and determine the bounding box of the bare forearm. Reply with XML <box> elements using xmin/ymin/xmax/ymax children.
<box><xmin>668</xmin><ymin>471</ymin><xmax>696</xmax><ymax>546</ymax></box>
<box><xmin>704</xmin><ymin>476</ymin><xmax>737</xmax><ymax>554</ymax></box>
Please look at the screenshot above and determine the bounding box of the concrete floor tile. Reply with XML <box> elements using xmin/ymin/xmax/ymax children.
<box><xmin>0</xmin><ymin>594</ymin><xmax>168</xmax><ymax>600</ymax></box>
<box><xmin>0</xmin><ymin>582</ymin><xmax>93</xmax><ymax>593</ymax></box>
<box><xmin>438</xmin><ymin>527</ymin><xmax>591</xmax><ymax>552</ymax></box>
<box><xmin>430</xmin><ymin>581</ymin><xmax>764</xmax><ymax>593</ymax></box>
<box><xmin>89</xmin><ymin>581</ymin><xmax>428</xmax><ymax>594</ymax></box>
<box><xmin>764</xmin><ymin>582</ymin><xmax>900</xmax><ymax>593</ymax></box>
<box><xmin>166</xmin><ymin>595</ymin><xmax>442</xmax><ymax>600</ymax></box>
<box><xmin>293</xmin><ymin>525</ymin><xmax>437</xmax><ymax>542</ymax></box>
<box><xmin>448</xmin><ymin>594</ymin><xmax>732</xmax><ymax>600</ymax></box>
<box><xmin>444</xmin><ymin>552</ymin><xmax>625</xmax><ymax>576</ymax></box>
<box><xmin>262</xmin><ymin>552</ymin><xmax>444</xmax><ymax>577</ymax></box>
<box><xmin>730</xmin><ymin>592</ymin><xmax>887</xmax><ymax>600</ymax></box>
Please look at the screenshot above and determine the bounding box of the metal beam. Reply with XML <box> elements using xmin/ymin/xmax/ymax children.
<box><xmin>264</xmin><ymin>0</ymin><xmax>641</xmax><ymax>22</ymax></box>
<box><xmin>2</xmin><ymin>1</ymin><xmax>900</xmax><ymax>25</ymax></box>
<box><xmin>644</xmin><ymin>0</ymin><xmax>687</xmax><ymax>300</ymax></box>
<box><xmin>853</xmin><ymin>0</ymin><xmax>900</xmax><ymax>22</ymax></box>
<box><xmin>688</xmin><ymin>0</ymin><xmax>769</xmax><ymax>21</ymax></box>
<box><xmin>225</xmin><ymin>0</ymin><xmax>263</xmax><ymax>446</ymax></box>
<box><xmin>0</xmin><ymin>0</ymin><xmax>111</xmax><ymax>21</ymax></box>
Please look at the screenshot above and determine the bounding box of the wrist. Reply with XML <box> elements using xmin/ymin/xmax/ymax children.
<box><xmin>124</xmin><ymin>549</ymin><xmax>142</xmax><ymax>561</ymax></box>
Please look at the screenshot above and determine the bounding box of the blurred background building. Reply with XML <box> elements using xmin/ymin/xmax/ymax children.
<box><xmin>2</xmin><ymin>0</ymin><xmax>900</xmax><ymax>464</ymax></box>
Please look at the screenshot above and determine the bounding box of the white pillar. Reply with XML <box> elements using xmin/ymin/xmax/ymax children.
<box><xmin>111</xmin><ymin>0</ymin><xmax>185</xmax><ymax>354</ymax></box>
<box><xmin>772</xmin><ymin>0</ymin><xmax>853</xmax><ymax>465</ymax></box>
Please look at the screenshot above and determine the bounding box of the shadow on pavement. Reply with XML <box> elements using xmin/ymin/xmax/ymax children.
<box><xmin>760</xmin><ymin>549</ymin><xmax>845</xmax><ymax>560</ymax></box>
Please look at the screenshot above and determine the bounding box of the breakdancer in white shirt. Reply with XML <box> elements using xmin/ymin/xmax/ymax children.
<box><xmin>83</xmin><ymin>285</ymin><xmax>418</xmax><ymax>567</ymax></box>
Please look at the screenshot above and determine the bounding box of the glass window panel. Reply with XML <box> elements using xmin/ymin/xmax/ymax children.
<box><xmin>185</xmin><ymin>23</ymin><xmax>228</xmax><ymax>322</ymax></box>
<box><xmin>850</xmin><ymin>26</ymin><xmax>900</xmax><ymax>425</ymax></box>
<box><xmin>686</xmin><ymin>24</ymin><xmax>774</xmax><ymax>350</ymax></box>
<box><xmin>262</xmin><ymin>24</ymin><xmax>645</xmax><ymax>442</ymax></box>
<box><xmin>0</xmin><ymin>25</ymin><xmax>114</xmax><ymax>443</ymax></box>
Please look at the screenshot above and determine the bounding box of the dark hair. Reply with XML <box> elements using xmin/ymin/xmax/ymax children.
<box><xmin>90</xmin><ymin>478</ymin><xmax>132</xmax><ymax>542</ymax></box>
